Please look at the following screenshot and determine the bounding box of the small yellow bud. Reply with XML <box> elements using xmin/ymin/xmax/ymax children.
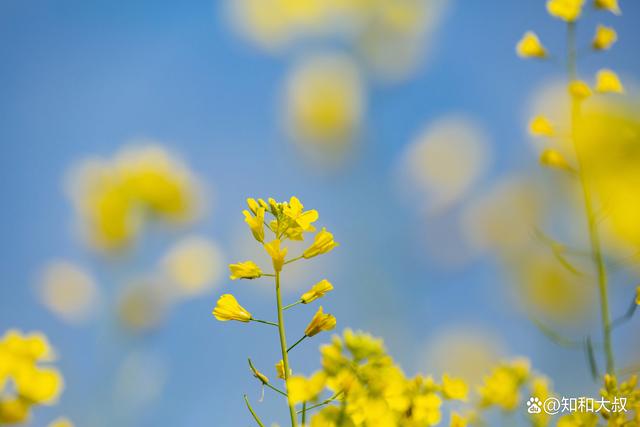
<box><xmin>568</xmin><ymin>80</ymin><xmax>592</xmax><ymax>100</ymax></box>
<box><xmin>540</xmin><ymin>149</ymin><xmax>571</xmax><ymax>171</ymax></box>
<box><xmin>264</xmin><ymin>239</ymin><xmax>287</xmax><ymax>272</ymax></box>
<box><xmin>529</xmin><ymin>116</ymin><xmax>555</xmax><ymax>137</ymax></box>
<box><xmin>594</xmin><ymin>0</ymin><xmax>621</xmax><ymax>15</ymax></box>
<box><xmin>592</xmin><ymin>25</ymin><xmax>617</xmax><ymax>50</ymax></box>
<box><xmin>516</xmin><ymin>32</ymin><xmax>547</xmax><ymax>58</ymax></box>
<box><xmin>303</xmin><ymin>228</ymin><xmax>338</xmax><ymax>259</ymax></box>
<box><xmin>212</xmin><ymin>294</ymin><xmax>252</xmax><ymax>322</ymax></box>
<box><xmin>248</xmin><ymin>361</ymin><xmax>269</xmax><ymax>385</ymax></box>
<box><xmin>595</xmin><ymin>69</ymin><xmax>624</xmax><ymax>94</ymax></box>
<box><xmin>229</xmin><ymin>261</ymin><xmax>262</xmax><ymax>280</ymax></box>
<box><xmin>300</xmin><ymin>279</ymin><xmax>334</xmax><ymax>304</ymax></box>
<box><xmin>243</xmin><ymin>207</ymin><xmax>265</xmax><ymax>243</ymax></box>
<box><xmin>304</xmin><ymin>306</ymin><xmax>337</xmax><ymax>337</ymax></box>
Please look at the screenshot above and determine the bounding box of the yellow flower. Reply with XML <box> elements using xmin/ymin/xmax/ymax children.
<box><xmin>595</xmin><ymin>69</ymin><xmax>624</xmax><ymax>94</ymax></box>
<box><xmin>635</xmin><ymin>287</ymin><xmax>640</xmax><ymax>305</ymax></box>
<box><xmin>13</xmin><ymin>367</ymin><xmax>63</xmax><ymax>404</ymax></box>
<box><xmin>441</xmin><ymin>374</ymin><xmax>468</xmax><ymax>400</ymax></box>
<box><xmin>282</xmin><ymin>196</ymin><xmax>318</xmax><ymax>239</ymax></box>
<box><xmin>212</xmin><ymin>294</ymin><xmax>252</xmax><ymax>322</ymax></box>
<box><xmin>300</xmin><ymin>279</ymin><xmax>334</xmax><ymax>304</ymax></box>
<box><xmin>592</xmin><ymin>25</ymin><xmax>617</xmax><ymax>50</ymax></box>
<box><xmin>0</xmin><ymin>398</ymin><xmax>29</xmax><ymax>424</ymax></box>
<box><xmin>243</xmin><ymin>206</ymin><xmax>265</xmax><ymax>243</ymax></box>
<box><xmin>304</xmin><ymin>306</ymin><xmax>337</xmax><ymax>337</ymax></box>
<box><xmin>569</xmin><ymin>80</ymin><xmax>592</xmax><ymax>100</ymax></box>
<box><xmin>287</xmin><ymin>372</ymin><xmax>327</xmax><ymax>404</ymax></box>
<box><xmin>540</xmin><ymin>149</ymin><xmax>571</xmax><ymax>171</ymax></box>
<box><xmin>547</xmin><ymin>0</ymin><xmax>585</xmax><ymax>21</ymax></box>
<box><xmin>450</xmin><ymin>412</ymin><xmax>467</xmax><ymax>427</ymax></box>
<box><xmin>516</xmin><ymin>32</ymin><xmax>547</xmax><ymax>58</ymax></box>
<box><xmin>275</xmin><ymin>360</ymin><xmax>288</xmax><ymax>380</ymax></box>
<box><xmin>303</xmin><ymin>228</ymin><xmax>338</xmax><ymax>259</ymax></box>
<box><xmin>229</xmin><ymin>261</ymin><xmax>263</xmax><ymax>280</ymax></box>
<box><xmin>249</xmin><ymin>363</ymin><xmax>269</xmax><ymax>385</ymax></box>
<box><xmin>594</xmin><ymin>0</ymin><xmax>621</xmax><ymax>14</ymax></box>
<box><xmin>529</xmin><ymin>116</ymin><xmax>555</xmax><ymax>137</ymax></box>
<box><xmin>264</xmin><ymin>239</ymin><xmax>288</xmax><ymax>272</ymax></box>
<box><xmin>48</xmin><ymin>417</ymin><xmax>74</xmax><ymax>427</ymax></box>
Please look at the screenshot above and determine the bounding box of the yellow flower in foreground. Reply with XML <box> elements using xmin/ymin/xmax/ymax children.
<box><xmin>229</xmin><ymin>261</ymin><xmax>263</xmax><ymax>280</ymax></box>
<box><xmin>569</xmin><ymin>80</ymin><xmax>592</xmax><ymax>100</ymax></box>
<box><xmin>0</xmin><ymin>398</ymin><xmax>29</xmax><ymax>424</ymax></box>
<box><xmin>547</xmin><ymin>0</ymin><xmax>585</xmax><ymax>21</ymax></box>
<box><xmin>243</xmin><ymin>205</ymin><xmax>265</xmax><ymax>243</ymax></box>
<box><xmin>592</xmin><ymin>25</ymin><xmax>617</xmax><ymax>50</ymax></box>
<box><xmin>529</xmin><ymin>116</ymin><xmax>555</xmax><ymax>137</ymax></box>
<box><xmin>594</xmin><ymin>0</ymin><xmax>621</xmax><ymax>14</ymax></box>
<box><xmin>304</xmin><ymin>306</ymin><xmax>337</xmax><ymax>337</ymax></box>
<box><xmin>595</xmin><ymin>69</ymin><xmax>624</xmax><ymax>94</ymax></box>
<box><xmin>301</xmin><ymin>279</ymin><xmax>334</xmax><ymax>304</ymax></box>
<box><xmin>516</xmin><ymin>32</ymin><xmax>547</xmax><ymax>58</ymax></box>
<box><xmin>282</xmin><ymin>196</ymin><xmax>318</xmax><ymax>239</ymax></box>
<box><xmin>264</xmin><ymin>239</ymin><xmax>287</xmax><ymax>272</ymax></box>
<box><xmin>287</xmin><ymin>372</ymin><xmax>327</xmax><ymax>404</ymax></box>
<box><xmin>48</xmin><ymin>417</ymin><xmax>74</xmax><ymax>427</ymax></box>
<box><xmin>442</xmin><ymin>374</ymin><xmax>469</xmax><ymax>400</ymax></box>
<box><xmin>303</xmin><ymin>228</ymin><xmax>338</xmax><ymax>259</ymax></box>
<box><xmin>540</xmin><ymin>149</ymin><xmax>571</xmax><ymax>171</ymax></box>
<box><xmin>212</xmin><ymin>294</ymin><xmax>252</xmax><ymax>322</ymax></box>
<box><xmin>450</xmin><ymin>412</ymin><xmax>467</xmax><ymax>427</ymax></box>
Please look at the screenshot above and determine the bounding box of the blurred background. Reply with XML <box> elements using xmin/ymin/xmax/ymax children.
<box><xmin>1</xmin><ymin>0</ymin><xmax>640</xmax><ymax>425</ymax></box>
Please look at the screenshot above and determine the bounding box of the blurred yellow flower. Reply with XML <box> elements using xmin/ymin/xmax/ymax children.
<box><xmin>441</xmin><ymin>374</ymin><xmax>468</xmax><ymax>401</ymax></box>
<box><xmin>162</xmin><ymin>236</ymin><xmax>223</xmax><ymax>296</ymax></box>
<box><xmin>547</xmin><ymin>0</ymin><xmax>585</xmax><ymax>21</ymax></box>
<box><xmin>212</xmin><ymin>294</ymin><xmax>252</xmax><ymax>322</ymax></box>
<box><xmin>303</xmin><ymin>228</ymin><xmax>338</xmax><ymax>259</ymax></box>
<box><xmin>594</xmin><ymin>0</ymin><xmax>621</xmax><ymax>14</ymax></box>
<box><xmin>0</xmin><ymin>398</ymin><xmax>29</xmax><ymax>424</ymax></box>
<box><xmin>304</xmin><ymin>306</ymin><xmax>337</xmax><ymax>337</ymax></box>
<box><xmin>636</xmin><ymin>287</ymin><xmax>640</xmax><ymax>305</ymax></box>
<box><xmin>287</xmin><ymin>372</ymin><xmax>326</xmax><ymax>404</ymax></box>
<box><xmin>595</xmin><ymin>69</ymin><xmax>624</xmax><ymax>94</ymax></box>
<box><xmin>516</xmin><ymin>32</ymin><xmax>547</xmax><ymax>58</ymax></box>
<box><xmin>37</xmin><ymin>260</ymin><xmax>99</xmax><ymax>324</ymax></box>
<box><xmin>48</xmin><ymin>417</ymin><xmax>74</xmax><ymax>427</ymax></box>
<box><xmin>540</xmin><ymin>149</ymin><xmax>571</xmax><ymax>171</ymax></box>
<box><xmin>450</xmin><ymin>412</ymin><xmax>467</xmax><ymax>427</ymax></box>
<box><xmin>592</xmin><ymin>24</ymin><xmax>617</xmax><ymax>50</ymax></box>
<box><xmin>529</xmin><ymin>116</ymin><xmax>555</xmax><ymax>137</ymax></box>
<box><xmin>117</xmin><ymin>277</ymin><xmax>173</xmax><ymax>332</ymax></box>
<box><xmin>569</xmin><ymin>80</ymin><xmax>592</xmax><ymax>99</ymax></box>
<box><xmin>264</xmin><ymin>239</ymin><xmax>288</xmax><ymax>272</ymax></box>
<box><xmin>478</xmin><ymin>360</ymin><xmax>529</xmax><ymax>411</ymax></box>
<box><xmin>229</xmin><ymin>261</ymin><xmax>263</xmax><ymax>280</ymax></box>
<box><xmin>300</xmin><ymin>279</ymin><xmax>334</xmax><ymax>304</ymax></box>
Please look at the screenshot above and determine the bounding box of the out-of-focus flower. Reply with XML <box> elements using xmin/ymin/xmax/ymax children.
<box><xmin>540</xmin><ymin>149</ymin><xmax>572</xmax><ymax>171</ymax></box>
<box><xmin>212</xmin><ymin>294</ymin><xmax>252</xmax><ymax>322</ymax></box>
<box><xmin>529</xmin><ymin>116</ymin><xmax>555</xmax><ymax>137</ymax></box>
<box><xmin>450</xmin><ymin>412</ymin><xmax>467</xmax><ymax>427</ymax></box>
<box><xmin>595</xmin><ymin>69</ymin><xmax>624</xmax><ymax>94</ymax></box>
<box><xmin>304</xmin><ymin>306</ymin><xmax>336</xmax><ymax>337</ymax></box>
<box><xmin>592</xmin><ymin>24</ymin><xmax>617</xmax><ymax>50</ymax></box>
<box><xmin>113</xmin><ymin>351</ymin><xmax>167</xmax><ymax>411</ymax></box>
<box><xmin>117</xmin><ymin>277</ymin><xmax>173</xmax><ymax>332</ymax></box>
<box><xmin>398</xmin><ymin>116</ymin><xmax>490</xmax><ymax>212</ymax></box>
<box><xmin>635</xmin><ymin>287</ymin><xmax>640</xmax><ymax>306</ymax></box>
<box><xmin>287</xmin><ymin>372</ymin><xmax>326</xmax><ymax>404</ymax></box>
<box><xmin>303</xmin><ymin>228</ymin><xmax>338</xmax><ymax>259</ymax></box>
<box><xmin>285</xmin><ymin>54</ymin><xmax>364</xmax><ymax>158</ymax></box>
<box><xmin>569</xmin><ymin>80</ymin><xmax>592</xmax><ymax>99</ymax></box>
<box><xmin>594</xmin><ymin>0</ymin><xmax>621</xmax><ymax>15</ymax></box>
<box><xmin>300</xmin><ymin>279</ymin><xmax>333</xmax><ymax>304</ymax></box>
<box><xmin>37</xmin><ymin>260</ymin><xmax>99</xmax><ymax>324</ymax></box>
<box><xmin>547</xmin><ymin>0</ymin><xmax>585</xmax><ymax>22</ymax></box>
<box><xmin>477</xmin><ymin>359</ymin><xmax>530</xmax><ymax>411</ymax></box>
<box><xmin>67</xmin><ymin>144</ymin><xmax>201</xmax><ymax>251</ymax></box>
<box><xmin>441</xmin><ymin>374</ymin><xmax>468</xmax><ymax>400</ymax></box>
<box><xmin>48</xmin><ymin>417</ymin><xmax>74</xmax><ymax>427</ymax></box>
<box><xmin>0</xmin><ymin>330</ymin><xmax>64</xmax><ymax>424</ymax></box>
<box><xmin>516</xmin><ymin>32</ymin><xmax>547</xmax><ymax>58</ymax></box>
<box><xmin>229</xmin><ymin>261</ymin><xmax>263</xmax><ymax>280</ymax></box>
<box><xmin>161</xmin><ymin>236</ymin><xmax>223</xmax><ymax>296</ymax></box>
<box><xmin>264</xmin><ymin>239</ymin><xmax>288</xmax><ymax>272</ymax></box>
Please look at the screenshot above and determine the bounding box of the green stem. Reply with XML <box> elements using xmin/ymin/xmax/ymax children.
<box><xmin>276</xmin><ymin>270</ymin><xmax>298</xmax><ymax>427</ymax></box>
<box><xmin>566</xmin><ymin>21</ymin><xmax>615</xmax><ymax>375</ymax></box>
<box><xmin>284</xmin><ymin>256</ymin><xmax>303</xmax><ymax>265</ymax></box>
<box><xmin>265</xmin><ymin>382</ymin><xmax>288</xmax><ymax>398</ymax></box>
<box><xmin>283</xmin><ymin>300</ymin><xmax>303</xmax><ymax>311</ymax></box>
<box><xmin>287</xmin><ymin>335</ymin><xmax>307</xmax><ymax>353</ymax></box>
<box><xmin>244</xmin><ymin>394</ymin><xmax>266</xmax><ymax>427</ymax></box>
<box><xmin>301</xmin><ymin>402</ymin><xmax>307</xmax><ymax>425</ymax></box>
<box><xmin>251</xmin><ymin>318</ymin><xmax>279</xmax><ymax>327</ymax></box>
<box><xmin>298</xmin><ymin>391</ymin><xmax>343</xmax><ymax>414</ymax></box>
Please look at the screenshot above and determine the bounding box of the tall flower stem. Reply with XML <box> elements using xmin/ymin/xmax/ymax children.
<box><xmin>275</xmin><ymin>270</ymin><xmax>298</xmax><ymax>426</ymax></box>
<box><xmin>567</xmin><ymin>22</ymin><xmax>615</xmax><ymax>374</ymax></box>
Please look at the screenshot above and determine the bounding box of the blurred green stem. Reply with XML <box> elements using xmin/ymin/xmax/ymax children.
<box><xmin>567</xmin><ymin>22</ymin><xmax>615</xmax><ymax>375</ymax></box>
<box><xmin>276</xmin><ymin>270</ymin><xmax>298</xmax><ymax>427</ymax></box>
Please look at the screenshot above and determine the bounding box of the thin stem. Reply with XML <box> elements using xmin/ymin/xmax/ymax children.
<box><xmin>287</xmin><ymin>335</ymin><xmax>307</xmax><ymax>353</ymax></box>
<box><xmin>566</xmin><ymin>21</ymin><xmax>615</xmax><ymax>374</ymax></box>
<box><xmin>251</xmin><ymin>318</ymin><xmax>279</xmax><ymax>327</ymax></box>
<box><xmin>611</xmin><ymin>295</ymin><xmax>638</xmax><ymax>329</ymax></box>
<box><xmin>244</xmin><ymin>394</ymin><xmax>266</xmax><ymax>427</ymax></box>
<box><xmin>284</xmin><ymin>256</ymin><xmax>303</xmax><ymax>265</ymax></box>
<box><xmin>283</xmin><ymin>300</ymin><xmax>303</xmax><ymax>311</ymax></box>
<box><xmin>301</xmin><ymin>402</ymin><xmax>307</xmax><ymax>425</ymax></box>
<box><xmin>275</xmin><ymin>270</ymin><xmax>298</xmax><ymax>427</ymax></box>
<box><xmin>265</xmin><ymin>382</ymin><xmax>288</xmax><ymax>397</ymax></box>
<box><xmin>298</xmin><ymin>391</ymin><xmax>343</xmax><ymax>414</ymax></box>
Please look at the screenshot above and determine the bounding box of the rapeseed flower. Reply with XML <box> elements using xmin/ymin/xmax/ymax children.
<box><xmin>229</xmin><ymin>261</ymin><xmax>263</xmax><ymax>280</ymax></box>
<box><xmin>516</xmin><ymin>32</ymin><xmax>547</xmax><ymax>58</ymax></box>
<box><xmin>300</xmin><ymin>279</ymin><xmax>333</xmax><ymax>304</ymax></box>
<box><xmin>304</xmin><ymin>306</ymin><xmax>337</xmax><ymax>337</ymax></box>
<box><xmin>547</xmin><ymin>0</ymin><xmax>585</xmax><ymax>22</ymax></box>
<box><xmin>540</xmin><ymin>149</ymin><xmax>571</xmax><ymax>171</ymax></box>
<box><xmin>592</xmin><ymin>24</ymin><xmax>617</xmax><ymax>50</ymax></box>
<box><xmin>441</xmin><ymin>374</ymin><xmax>469</xmax><ymax>401</ymax></box>
<box><xmin>569</xmin><ymin>80</ymin><xmax>592</xmax><ymax>99</ymax></box>
<box><xmin>287</xmin><ymin>372</ymin><xmax>326</xmax><ymax>404</ymax></box>
<box><xmin>48</xmin><ymin>418</ymin><xmax>74</xmax><ymax>427</ymax></box>
<box><xmin>264</xmin><ymin>239</ymin><xmax>288</xmax><ymax>272</ymax></box>
<box><xmin>594</xmin><ymin>0</ymin><xmax>621</xmax><ymax>14</ymax></box>
<box><xmin>303</xmin><ymin>228</ymin><xmax>338</xmax><ymax>259</ymax></box>
<box><xmin>595</xmin><ymin>69</ymin><xmax>624</xmax><ymax>93</ymax></box>
<box><xmin>212</xmin><ymin>294</ymin><xmax>252</xmax><ymax>322</ymax></box>
<box><xmin>529</xmin><ymin>116</ymin><xmax>555</xmax><ymax>137</ymax></box>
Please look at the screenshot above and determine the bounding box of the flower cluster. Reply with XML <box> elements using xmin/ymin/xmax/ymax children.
<box><xmin>0</xmin><ymin>330</ymin><xmax>64</xmax><ymax>424</ymax></box>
